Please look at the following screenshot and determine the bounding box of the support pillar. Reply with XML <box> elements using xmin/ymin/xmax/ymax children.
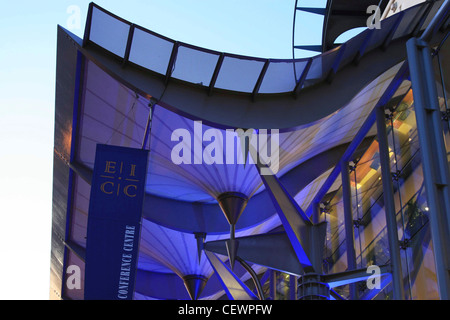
<box><xmin>289</xmin><ymin>275</ymin><xmax>297</xmax><ymax>300</ymax></box>
<box><xmin>341</xmin><ymin>159</ymin><xmax>358</xmax><ymax>300</ymax></box>
<box><xmin>407</xmin><ymin>37</ymin><xmax>450</xmax><ymax>299</ymax></box>
<box><xmin>269</xmin><ymin>270</ymin><xmax>276</xmax><ymax>300</ymax></box>
<box><xmin>375</xmin><ymin>105</ymin><xmax>405</xmax><ymax>300</ymax></box>
<box><xmin>217</xmin><ymin>192</ymin><xmax>248</xmax><ymax>270</ymax></box>
<box><xmin>298</xmin><ymin>273</ymin><xmax>330</xmax><ymax>300</ymax></box>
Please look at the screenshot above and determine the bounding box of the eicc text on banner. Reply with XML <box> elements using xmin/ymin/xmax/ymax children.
<box><xmin>84</xmin><ymin>144</ymin><xmax>149</xmax><ymax>300</ymax></box>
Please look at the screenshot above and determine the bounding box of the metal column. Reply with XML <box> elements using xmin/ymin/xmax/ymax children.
<box><xmin>407</xmin><ymin>37</ymin><xmax>450</xmax><ymax>299</ymax></box>
<box><xmin>269</xmin><ymin>270</ymin><xmax>276</xmax><ymax>300</ymax></box>
<box><xmin>289</xmin><ymin>275</ymin><xmax>297</xmax><ymax>300</ymax></box>
<box><xmin>375</xmin><ymin>106</ymin><xmax>405</xmax><ymax>300</ymax></box>
<box><xmin>341</xmin><ymin>159</ymin><xmax>358</xmax><ymax>300</ymax></box>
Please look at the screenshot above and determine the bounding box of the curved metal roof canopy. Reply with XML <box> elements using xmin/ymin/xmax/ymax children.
<box><xmin>79</xmin><ymin>1</ymin><xmax>442</xmax><ymax>130</ymax></box>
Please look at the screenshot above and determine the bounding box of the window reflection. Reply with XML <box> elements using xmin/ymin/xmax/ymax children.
<box><xmin>320</xmin><ymin>85</ymin><xmax>442</xmax><ymax>299</ymax></box>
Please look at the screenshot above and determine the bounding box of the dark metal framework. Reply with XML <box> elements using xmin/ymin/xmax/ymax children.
<box><xmin>406</xmin><ymin>0</ymin><xmax>450</xmax><ymax>298</ymax></box>
<box><xmin>293</xmin><ymin>0</ymin><xmax>389</xmax><ymax>54</ymax></box>
<box><xmin>84</xmin><ymin>1</ymin><xmax>439</xmax><ymax>98</ymax></box>
<box><xmin>75</xmin><ymin>1</ymin><xmax>445</xmax><ymax>133</ymax></box>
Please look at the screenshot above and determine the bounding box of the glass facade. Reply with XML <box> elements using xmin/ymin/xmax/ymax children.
<box><xmin>239</xmin><ymin>62</ymin><xmax>448</xmax><ymax>299</ymax></box>
<box><xmin>434</xmin><ymin>34</ymin><xmax>450</xmax><ymax>166</ymax></box>
<box><xmin>292</xmin><ymin>36</ymin><xmax>449</xmax><ymax>298</ymax></box>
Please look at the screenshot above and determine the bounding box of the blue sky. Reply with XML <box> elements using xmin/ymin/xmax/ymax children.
<box><xmin>0</xmin><ymin>0</ymin><xmax>333</xmax><ymax>299</ymax></box>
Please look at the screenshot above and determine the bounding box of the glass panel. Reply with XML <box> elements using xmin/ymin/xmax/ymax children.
<box><xmin>77</xmin><ymin>60</ymin><xmax>150</xmax><ymax>166</ymax></box>
<box><xmin>171</xmin><ymin>45</ymin><xmax>219</xmax><ymax>87</ymax></box>
<box><xmin>353</xmin><ymin>139</ymin><xmax>387</xmax><ymax>270</ymax></box>
<box><xmin>385</xmin><ymin>87</ymin><xmax>440</xmax><ymax>299</ymax></box>
<box><xmin>297</xmin><ymin>0</ymin><xmax>327</xmax><ymax>7</ymax></box>
<box><xmin>304</xmin><ymin>55</ymin><xmax>323</xmax><ymax>86</ymax></box>
<box><xmin>214</xmin><ymin>56</ymin><xmax>264</xmax><ymax>92</ymax></box>
<box><xmin>399</xmin><ymin>179</ymin><xmax>438</xmax><ymax>299</ymax></box>
<box><xmin>260</xmin><ymin>270</ymin><xmax>297</xmax><ymax>300</ymax></box>
<box><xmin>259</xmin><ymin>60</ymin><xmax>297</xmax><ymax>93</ymax></box>
<box><xmin>293</xmin><ymin>10</ymin><xmax>324</xmax><ymax>47</ymax></box>
<box><xmin>128</xmin><ymin>27</ymin><xmax>174</xmax><ymax>75</ymax></box>
<box><xmin>433</xmin><ymin>36</ymin><xmax>450</xmax><ymax>163</ymax></box>
<box><xmin>293</xmin><ymin>48</ymin><xmax>320</xmax><ymax>59</ymax></box>
<box><xmin>275</xmin><ymin>272</ymin><xmax>294</xmax><ymax>300</ymax></box>
<box><xmin>89</xmin><ymin>7</ymin><xmax>130</xmax><ymax>57</ymax></box>
<box><xmin>318</xmin><ymin>80</ymin><xmax>444</xmax><ymax>299</ymax></box>
<box><xmin>323</xmin><ymin>179</ymin><xmax>354</xmax><ymax>299</ymax></box>
<box><xmin>293</xmin><ymin>59</ymin><xmax>311</xmax><ymax>83</ymax></box>
<box><xmin>322</xmin><ymin>177</ymin><xmax>347</xmax><ymax>275</ymax></box>
<box><xmin>335</xmin><ymin>27</ymin><xmax>366</xmax><ymax>44</ymax></box>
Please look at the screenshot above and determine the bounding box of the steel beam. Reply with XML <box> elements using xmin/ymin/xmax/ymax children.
<box><xmin>269</xmin><ymin>270</ymin><xmax>276</xmax><ymax>300</ymax></box>
<box><xmin>406</xmin><ymin>36</ymin><xmax>450</xmax><ymax>299</ymax></box>
<box><xmin>257</xmin><ymin>169</ymin><xmax>327</xmax><ymax>274</ymax></box>
<box><xmin>165</xmin><ymin>42</ymin><xmax>179</xmax><ymax>86</ymax></box>
<box><xmin>252</xmin><ymin>59</ymin><xmax>270</xmax><ymax>101</ymax></box>
<box><xmin>141</xmin><ymin>100</ymin><xmax>155</xmax><ymax>150</ymax></box>
<box><xmin>236</xmin><ymin>257</ymin><xmax>264</xmax><ymax>300</ymax></box>
<box><xmin>340</xmin><ymin>159</ymin><xmax>358</xmax><ymax>300</ymax></box>
<box><xmin>122</xmin><ymin>24</ymin><xmax>135</xmax><ymax>66</ymax></box>
<box><xmin>289</xmin><ymin>275</ymin><xmax>297</xmax><ymax>300</ymax></box>
<box><xmin>208</xmin><ymin>53</ymin><xmax>224</xmax><ymax>96</ymax></box>
<box><xmin>296</xmin><ymin>7</ymin><xmax>326</xmax><ymax>15</ymax></box>
<box><xmin>298</xmin><ymin>273</ymin><xmax>330</xmax><ymax>300</ymax></box>
<box><xmin>82</xmin><ymin>2</ymin><xmax>93</xmax><ymax>47</ymax></box>
<box><xmin>204</xmin><ymin>232</ymin><xmax>304</xmax><ymax>276</ymax></box>
<box><xmin>375</xmin><ymin>105</ymin><xmax>405</xmax><ymax>300</ymax></box>
<box><xmin>204</xmin><ymin>251</ymin><xmax>257</xmax><ymax>300</ymax></box>
<box><xmin>293</xmin><ymin>45</ymin><xmax>323</xmax><ymax>52</ymax></box>
<box><xmin>322</xmin><ymin>265</ymin><xmax>391</xmax><ymax>288</ymax></box>
<box><xmin>293</xmin><ymin>58</ymin><xmax>312</xmax><ymax>98</ymax></box>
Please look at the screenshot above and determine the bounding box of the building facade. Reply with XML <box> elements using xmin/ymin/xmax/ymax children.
<box><xmin>50</xmin><ymin>0</ymin><xmax>450</xmax><ymax>300</ymax></box>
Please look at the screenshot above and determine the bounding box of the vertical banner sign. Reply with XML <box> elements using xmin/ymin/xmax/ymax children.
<box><xmin>84</xmin><ymin>144</ymin><xmax>149</xmax><ymax>300</ymax></box>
